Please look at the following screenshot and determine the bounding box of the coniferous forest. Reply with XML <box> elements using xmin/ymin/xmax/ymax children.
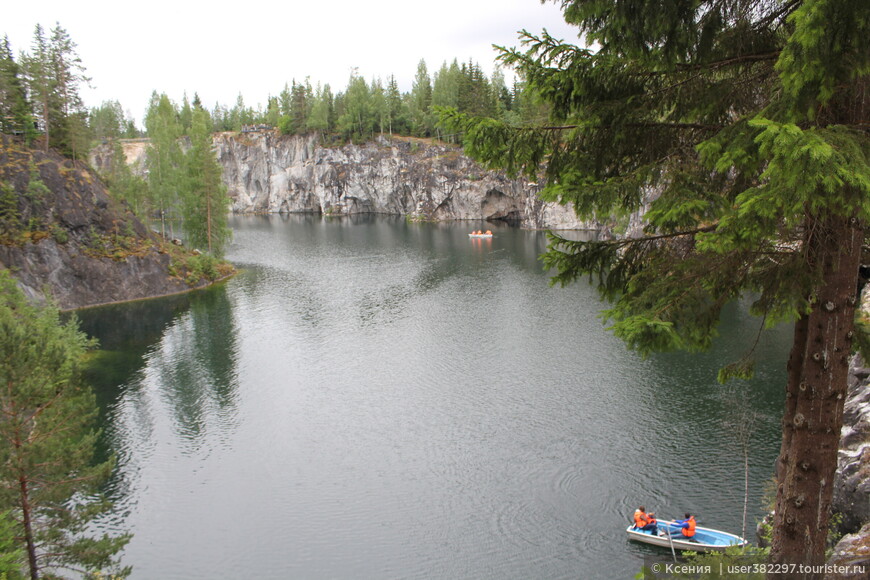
<box><xmin>1</xmin><ymin>23</ymin><xmax>549</xmax><ymax>151</ymax></box>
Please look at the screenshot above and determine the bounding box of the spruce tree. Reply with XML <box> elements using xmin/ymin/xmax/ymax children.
<box><xmin>0</xmin><ymin>270</ymin><xmax>130</xmax><ymax>579</ymax></box>
<box><xmin>385</xmin><ymin>76</ymin><xmax>407</xmax><ymax>136</ymax></box>
<box><xmin>0</xmin><ymin>36</ymin><xmax>34</xmax><ymax>141</ymax></box>
<box><xmin>440</xmin><ymin>0</ymin><xmax>869</xmax><ymax>571</ymax></box>
<box><xmin>409</xmin><ymin>59</ymin><xmax>433</xmax><ymax>136</ymax></box>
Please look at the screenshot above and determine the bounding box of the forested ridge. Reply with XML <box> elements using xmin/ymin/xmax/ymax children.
<box><xmin>1</xmin><ymin>24</ymin><xmax>550</xmax><ymax>148</ymax></box>
<box><xmin>1</xmin><ymin>22</ymin><xmax>553</xmax><ymax>259</ymax></box>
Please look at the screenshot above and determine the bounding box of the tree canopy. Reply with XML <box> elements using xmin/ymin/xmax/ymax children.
<box><xmin>440</xmin><ymin>0</ymin><xmax>869</xmax><ymax>570</ymax></box>
<box><xmin>0</xmin><ymin>270</ymin><xmax>130</xmax><ymax>578</ymax></box>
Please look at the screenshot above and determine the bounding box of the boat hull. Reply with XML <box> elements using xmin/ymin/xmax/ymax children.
<box><xmin>626</xmin><ymin>522</ymin><xmax>747</xmax><ymax>552</ymax></box>
<box><xmin>468</xmin><ymin>234</ymin><xmax>493</xmax><ymax>238</ymax></box>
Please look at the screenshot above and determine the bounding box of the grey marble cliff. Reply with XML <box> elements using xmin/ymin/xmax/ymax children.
<box><xmin>211</xmin><ymin>131</ymin><xmax>588</xmax><ymax>229</ymax></box>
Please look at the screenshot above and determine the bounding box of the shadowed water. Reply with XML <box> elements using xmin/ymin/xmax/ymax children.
<box><xmin>79</xmin><ymin>214</ymin><xmax>792</xmax><ymax>579</ymax></box>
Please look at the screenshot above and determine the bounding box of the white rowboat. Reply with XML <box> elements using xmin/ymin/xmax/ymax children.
<box><xmin>626</xmin><ymin>520</ymin><xmax>747</xmax><ymax>552</ymax></box>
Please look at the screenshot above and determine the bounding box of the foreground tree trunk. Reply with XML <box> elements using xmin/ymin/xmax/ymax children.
<box><xmin>19</xmin><ymin>473</ymin><xmax>38</xmax><ymax>580</ymax></box>
<box><xmin>770</xmin><ymin>211</ymin><xmax>863</xmax><ymax>575</ymax></box>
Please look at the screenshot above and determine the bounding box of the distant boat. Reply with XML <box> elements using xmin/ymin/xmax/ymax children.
<box><xmin>626</xmin><ymin>520</ymin><xmax>748</xmax><ymax>552</ymax></box>
<box><xmin>468</xmin><ymin>233</ymin><xmax>493</xmax><ymax>238</ymax></box>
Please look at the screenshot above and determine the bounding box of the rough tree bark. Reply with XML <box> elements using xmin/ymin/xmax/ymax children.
<box><xmin>770</xmin><ymin>211</ymin><xmax>864</xmax><ymax>576</ymax></box>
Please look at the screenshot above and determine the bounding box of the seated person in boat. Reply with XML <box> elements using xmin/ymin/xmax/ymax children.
<box><xmin>671</xmin><ymin>513</ymin><xmax>696</xmax><ymax>539</ymax></box>
<box><xmin>633</xmin><ymin>506</ymin><xmax>658</xmax><ymax>534</ymax></box>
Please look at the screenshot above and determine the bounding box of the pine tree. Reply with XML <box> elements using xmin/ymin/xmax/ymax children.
<box><xmin>47</xmin><ymin>23</ymin><xmax>90</xmax><ymax>157</ymax></box>
<box><xmin>0</xmin><ymin>36</ymin><xmax>34</xmax><ymax>141</ymax></box>
<box><xmin>0</xmin><ymin>270</ymin><xmax>131</xmax><ymax>579</ymax></box>
<box><xmin>20</xmin><ymin>25</ymin><xmax>52</xmax><ymax>151</ymax></box>
<box><xmin>441</xmin><ymin>0</ymin><xmax>869</xmax><ymax>570</ymax></box>
<box><xmin>20</xmin><ymin>23</ymin><xmax>90</xmax><ymax>156</ymax></box>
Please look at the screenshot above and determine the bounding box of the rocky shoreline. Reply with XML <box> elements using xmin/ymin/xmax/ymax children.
<box><xmin>1</xmin><ymin>135</ymin><xmax>228</xmax><ymax>311</ymax></box>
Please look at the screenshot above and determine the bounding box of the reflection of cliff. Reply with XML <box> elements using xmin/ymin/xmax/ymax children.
<box><xmin>213</xmin><ymin>133</ymin><xmax>588</xmax><ymax>230</ymax></box>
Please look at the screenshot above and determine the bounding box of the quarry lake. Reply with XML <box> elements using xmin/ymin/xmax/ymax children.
<box><xmin>79</xmin><ymin>214</ymin><xmax>793</xmax><ymax>579</ymax></box>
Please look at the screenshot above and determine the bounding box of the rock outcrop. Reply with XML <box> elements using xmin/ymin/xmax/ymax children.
<box><xmin>835</xmin><ymin>355</ymin><xmax>870</xmax><ymax>534</ymax></box>
<box><xmin>827</xmin><ymin>354</ymin><xmax>870</xmax><ymax>576</ymax></box>
<box><xmin>1</xmin><ymin>135</ymin><xmax>228</xmax><ymax>310</ymax></box>
<box><xmin>212</xmin><ymin>131</ymin><xmax>588</xmax><ymax>230</ymax></box>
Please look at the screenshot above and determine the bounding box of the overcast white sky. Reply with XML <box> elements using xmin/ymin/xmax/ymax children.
<box><xmin>4</xmin><ymin>0</ymin><xmax>581</xmax><ymax>127</ymax></box>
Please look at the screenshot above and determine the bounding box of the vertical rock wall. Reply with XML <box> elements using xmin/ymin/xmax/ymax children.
<box><xmin>212</xmin><ymin>131</ymin><xmax>589</xmax><ymax>230</ymax></box>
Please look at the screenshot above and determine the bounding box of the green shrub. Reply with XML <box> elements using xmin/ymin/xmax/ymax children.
<box><xmin>51</xmin><ymin>224</ymin><xmax>69</xmax><ymax>244</ymax></box>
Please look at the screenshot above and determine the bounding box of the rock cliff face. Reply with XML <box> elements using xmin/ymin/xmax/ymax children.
<box><xmin>213</xmin><ymin>131</ymin><xmax>588</xmax><ymax>230</ymax></box>
<box><xmin>0</xmin><ymin>136</ymin><xmax>226</xmax><ymax>310</ymax></box>
<box><xmin>835</xmin><ymin>355</ymin><xmax>870</xmax><ymax>534</ymax></box>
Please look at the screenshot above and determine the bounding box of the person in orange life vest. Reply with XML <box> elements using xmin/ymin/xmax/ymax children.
<box><xmin>633</xmin><ymin>506</ymin><xmax>658</xmax><ymax>534</ymax></box>
<box><xmin>673</xmin><ymin>513</ymin><xmax>696</xmax><ymax>538</ymax></box>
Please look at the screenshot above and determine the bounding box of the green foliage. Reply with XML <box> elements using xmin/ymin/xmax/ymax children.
<box><xmin>50</xmin><ymin>223</ymin><xmax>68</xmax><ymax>244</ymax></box>
<box><xmin>0</xmin><ymin>269</ymin><xmax>130</xmax><ymax>578</ymax></box>
<box><xmin>102</xmin><ymin>140</ymin><xmax>150</xmax><ymax>217</ymax></box>
<box><xmin>0</xmin><ymin>36</ymin><xmax>35</xmax><ymax>143</ymax></box>
<box><xmin>440</xmin><ymin>1</ymin><xmax>868</xmax><ymax>566</ymax></box>
<box><xmin>25</xmin><ymin>161</ymin><xmax>49</xmax><ymax>200</ymax></box>
<box><xmin>89</xmin><ymin>100</ymin><xmax>139</xmax><ymax>141</ymax></box>
<box><xmin>182</xmin><ymin>252</ymin><xmax>222</xmax><ymax>285</ymax></box>
<box><xmin>679</xmin><ymin>546</ymin><xmax>769</xmax><ymax>579</ymax></box>
<box><xmin>439</xmin><ymin>0</ymin><xmax>869</xmax><ymax>370</ymax></box>
<box><xmin>16</xmin><ymin>23</ymin><xmax>92</xmax><ymax>156</ymax></box>
<box><xmin>0</xmin><ymin>511</ymin><xmax>24</xmax><ymax>579</ymax></box>
<box><xmin>181</xmin><ymin>107</ymin><xmax>231</xmax><ymax>257</ymax></box>
<box><xmin>0</xmin><ymin>181</ymin><xmax>18</xmax><ymax>235</ymax></box>
<box><xmin>144</xmin><ymin>92</ymin><xmax>184</xmax><ymax>238</ymax></box>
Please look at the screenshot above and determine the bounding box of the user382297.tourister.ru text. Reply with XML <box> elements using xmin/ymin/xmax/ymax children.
<box><xmin>643</xmin><ymin>559</ymin><xmax>867</xmax><ymax>578</ymax></box>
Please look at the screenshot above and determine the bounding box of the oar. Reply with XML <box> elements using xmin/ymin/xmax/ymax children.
<box><xmin>660</xmin><ymin>519</ymin><xmax>677</xmax><ymax>563</ymax></box>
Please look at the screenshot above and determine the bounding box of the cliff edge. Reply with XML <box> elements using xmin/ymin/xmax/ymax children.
<box><xmin>212</xmin><ymin>132</ymin><xmax>589</xmax><ymax>230</ymax></box>
<box><xmin>0</xmin><ymin>135</ymin><xmax>230</xmax><ymax>310</ymax></box>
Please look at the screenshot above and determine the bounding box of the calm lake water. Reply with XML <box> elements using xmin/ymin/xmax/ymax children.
<box><xmin>79</xmin><ymin>215</ymin><xmax>793</xmax><ymax>579</ymax></box>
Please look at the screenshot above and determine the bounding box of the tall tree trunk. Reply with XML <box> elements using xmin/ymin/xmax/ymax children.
<box><xmin>770</xmin><ymin>210</ymin><xmax>863</xmax><ymax>575</ymax></box>
<box><xmin>19</xmin><ymin>474</ymin><xmax>39</xmax><ymax>580</ymax></box>
<box><xmin>41</xmin><ymin>97</ymin><xmax>49</xmax><ymax>153</ymax></box>
<box><xmin>206</xmin><ymin>183</ymin><xmax>212</xmax><ymax>254</ymax></box>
